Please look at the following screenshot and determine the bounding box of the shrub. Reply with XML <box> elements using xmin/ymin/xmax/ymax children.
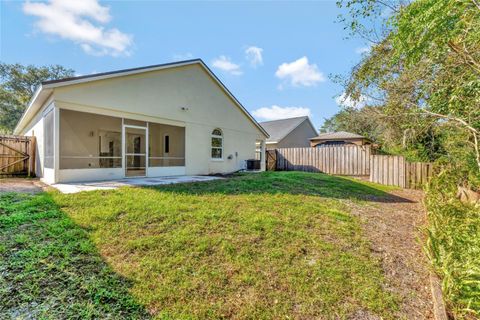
<box><xmin>425</xmin><ymin>170</ymin><xmax>480</xmax><ymax>319</ymax></box>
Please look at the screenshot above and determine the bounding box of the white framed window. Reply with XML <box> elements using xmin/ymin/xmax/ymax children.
<box><xmin>211</xmin><ymin>128</ymin><xmax>223</xmax><ymax>160</ymax></box>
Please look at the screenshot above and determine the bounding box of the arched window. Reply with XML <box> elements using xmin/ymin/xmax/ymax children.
<box><xmin>211</xmin><ymin>128</ymin><xmax>223</xmax><ymax>159</ymax></box>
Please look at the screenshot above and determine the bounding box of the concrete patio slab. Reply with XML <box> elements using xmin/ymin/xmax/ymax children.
<box><xmin>51</xmin><ymin>175</ymin><xmax>222</xmax><ymax>194</ymax></box>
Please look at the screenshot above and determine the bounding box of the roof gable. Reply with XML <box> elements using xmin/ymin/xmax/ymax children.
<box><xmin>259</xmin><ymin>116</ymin><xmax>316</xmax><ymax>143</ymax></box>
<box><xmin>14</xmin><ymin>59</ymin><xmax>268</xmax><ymax>138</ymax></box>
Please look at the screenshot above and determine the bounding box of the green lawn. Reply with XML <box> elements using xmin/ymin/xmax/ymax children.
<box><xmin>1</xmin><ymin>172</ymin><xmax>399</xmax><ymax>319</ymax></box>
<box><xmin>425</xmin><ymin>177</ymin><xmax>480</xmax><ymax>319</ymax></box>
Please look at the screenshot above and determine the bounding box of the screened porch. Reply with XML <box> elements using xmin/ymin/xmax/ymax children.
<box><xmin>57</xmin><ymin>109</ymin><xmax>185</xmax><ymax>178</ymax></box>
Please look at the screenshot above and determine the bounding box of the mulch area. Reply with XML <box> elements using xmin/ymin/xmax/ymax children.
<box><xmin>349</xmin><ymin>188</ymin><xmax>434</xmax><ymax>319</ymax></box>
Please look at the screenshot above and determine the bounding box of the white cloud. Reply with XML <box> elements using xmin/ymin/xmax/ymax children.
<box><xmin>23</xmin><ymin>0</ymin><xmax>133</xmax><ymax>57</ymax></box>
<box><xmin>275</xmin><ymin>56</ymin><xmax>325</xmax><ymax>87</ymax></box>
<box><xmin>355</xmin><ymin>46</ymin><xmax>371</xmax><ymax>54</ymax></box>
<box><xmin>245</xmin><ymin>46</ymin><xmax>263</xmax><ymax>67</ymax></box>
<box><xmin>335</xmin><ymin>92</ymin><xmax>368</xmax><ymax>109</ymax></box>
<box><xmin>253</xmin><ymin>105</ymin><xmax>312</xmax><ymax>121</ymax></box>
<box><xmin>211</xmin><ymin>55</ymin><xmax>243</xmax><ymax>75</ymax></box>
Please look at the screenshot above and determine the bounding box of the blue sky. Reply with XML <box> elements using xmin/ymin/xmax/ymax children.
<box><xmin>0</xmin><ymin>0</ymin><xmax>370</xmax><ymax>129</ymax></box>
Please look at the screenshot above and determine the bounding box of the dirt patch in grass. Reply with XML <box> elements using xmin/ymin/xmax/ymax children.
<box><xmin>348</xmin><ymin>188</ymin><xmax>434</xmax><ymax>319</ymax></box>
<box><xmin>0</xmin><ymin>178</ymin><xmax>46</xmax><ymax>194</ymax></box>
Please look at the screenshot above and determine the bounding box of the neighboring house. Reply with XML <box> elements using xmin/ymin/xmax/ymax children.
<box><xmin>14</xmin><ymin>59</ymin><xmax>268</xmax><ymax>184</ymax></box>
<box><xmin>310</xmin><ymin>131</ymin><xmax>372</xmax><ymax>147</ymax></box>
<box><xmin>259</xmin><ymin>116</ymin><xmax>318</xmax><ymax>149</ymax></box>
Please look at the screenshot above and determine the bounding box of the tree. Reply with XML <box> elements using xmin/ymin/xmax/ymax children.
<box><xmin>0</xmin><ymin>63</ymin><xmax>74</xmax><ymax>133</ymax></box>
<box><xmin>392</xmin><ymin>0</ymin><xmax>480</xmax><ymax>170</ymax></box>
<box><xmin>336</xmin><ymin>0</ymin><xmax>480</xmax><ymax>174</ymax></box>
<box><xmin>320</xmin><ymin>106</ymin><xmax>383</xmax><ymax>140</ymax></box>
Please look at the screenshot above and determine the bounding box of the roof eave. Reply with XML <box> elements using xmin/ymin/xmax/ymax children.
<box><xmin>310</xmin><ymin>136</ymin><xmax>366</xmax><ymax>141</ymax></box>
<box><xmin>13</xmin><ymin>85</ymin><xmax>53</xmax><ymax>135</ymax></box>
<box><xmin>197</xmin><ymin>60</ymin><xmax>269</xmax><ymax>138</ymax></box>
<box><xmin>41</xmin><ymin>59</ymin><xmax>203</xmax><ymax>87</ymax></box>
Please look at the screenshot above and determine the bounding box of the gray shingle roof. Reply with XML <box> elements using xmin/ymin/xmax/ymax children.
<box><xmin>259</xmin><ymin>116</ymin><xmax>310</xmax><ymax>143</ymax></box>
<box><xmin>310</xmin><ymin>131</ymin><xmax>365</xmax><ymax>140</ymax></box>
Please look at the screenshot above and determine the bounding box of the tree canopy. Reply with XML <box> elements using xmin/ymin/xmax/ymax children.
<box><xmin>331</xmin><ymin>0</ymin><xmax>480</xmax><ymax>182</ymax></box>
<box><xmin>0</xmin><ymin>63</ymin><xmax>74</xmax><ymax>133</ymax></box>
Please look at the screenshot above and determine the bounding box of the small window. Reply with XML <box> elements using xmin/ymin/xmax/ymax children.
<box><xmin>164</xmin><ymin>135</ymin><xmax>170</xmax><ymax>153</ymax></box>
<box><xmin>211</xmin><ymin>128</ymin><xmax>223</xmax><ymax>159</ymax></box>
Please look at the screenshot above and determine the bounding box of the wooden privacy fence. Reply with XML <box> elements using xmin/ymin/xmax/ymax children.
<box><xmin>370</xmin><ymin>155</ymin><xmax>406</xmax><ymax>188</ymax></box>
<box><xmin>271</xmin><ymin>146</ymin><xmax>434</xmax><ymax>189</ymax></box>
<box><xmin>370</xmin><ymin>155</ymin><xmax>434</xmax><ymax>188</ymax></box>
<box><xmin>275</xmin><ymin>145</ymin><xmax>372</xmax><ymax>176</ymax></box>
<box><xmin>0</xmin><ymin>135</ymin><xmax>36</xmax><ymax>177</ymax></box>
<box><xmin>405</xmin><ymin>161</ymin><xmax>435</xmax><ymax>189</ymax></box>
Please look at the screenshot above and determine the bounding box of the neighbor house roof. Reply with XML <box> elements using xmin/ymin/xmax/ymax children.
<box><xmin>14</xmin><ymin>59</ymin><xmax>269</xmax><ymax>138</ymax></box>
<box><xmin>310</xmin><ymin>131</ymin><xmax>366</xmax><ymax>140</ymax></box>
<box><xmin>259</xmin><ymin>116</ymin><xmax>316</xmax><ymax>144</ymax></box>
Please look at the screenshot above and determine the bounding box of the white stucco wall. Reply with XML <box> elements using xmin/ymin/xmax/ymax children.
<box><xmin>19</xmin><ymin>63</ymin><xmax>266</xmax><ymax>183</ymax></box>
<box><xmin>53</xmin><ymin>64</ymin><xmax>263</xmax><ymax>138</ymax></box>
<box><xmin>22</xmin><ymin>99</ymin><xmax>55</xmax><ymax>179</ymax></box>
<box><xmin>58</xmin><ymin>168</ymin><xmax>123</xmax><ymax>183</ymax></box>
<box><xmin>23</xmin><ymin>116</ymin><xmax>44</xmax><ymax>178</ymax></box>
<box><xmin>184</xmin><ymin>122</ymin><xmax>256</xmax><ymax>175</ymax></box>
<box><xmin>265</xmin><ymin>142</ymin><xmax>278</xmax><ymax>150</ymax></box>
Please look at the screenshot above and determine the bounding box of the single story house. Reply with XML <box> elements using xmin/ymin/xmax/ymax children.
<box><xmin>14</xmin><ymin>59</ymin><xmax>268</xmax><ymax>184</ymax></box>
<box><xmin>310</xmin><ymin>131</ymin><xmax>372</xmax><ymax>147</ymax></box>
<box><xmin>259</xmin><ymin>116</ymin><xmax>317</xmax><ymax>149</ymax></box>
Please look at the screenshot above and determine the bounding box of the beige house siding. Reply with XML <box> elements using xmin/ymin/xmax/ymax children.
<box><xmin>23</xmin><ymin>98</ymin><xmax>55</xmax><ymax>180</ymax></box>
<box><xmin>17</xmin><ymin>62</ymin><xmax>267</xmax><ymax>183</ymax></box>
<box><xmin>276</xmin><ymin>120</ymin><xmax>317</xmax><ymax>148</ymax></box>
<box><xmin>53</xmin><ymin>64</ymin><xmax>261</xmax><ymax>136</ymax></box>
<box><xmin>265</xmin><ymin>142</ymin><xmax>278</xmax><ymax>150</ymax></box>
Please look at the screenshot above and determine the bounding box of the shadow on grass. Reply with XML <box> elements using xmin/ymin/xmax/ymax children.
<box><xmin>0</xmin><ymin>192</ymin><xmax>150</xmax><ymax>319</ymax></box>
<box><xmin>147</xmin><ymin>171</ymin><xmax>414</xmax><ymax>203</ymax></box>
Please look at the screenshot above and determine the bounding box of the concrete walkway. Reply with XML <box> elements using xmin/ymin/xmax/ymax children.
<box><xmin>51</xmin><ymin>176</ymin><xmax>222</xmax><ymax>194</ymax></box>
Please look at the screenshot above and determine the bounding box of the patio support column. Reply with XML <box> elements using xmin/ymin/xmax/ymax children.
<box><xmin>146</xmin><ymin>122</ymin><xmax>149</xmax><ymax>177</ymax></box>
<box><xmin>121</xmin><ymin>118</ymin><xmax>125</xmax><ymax>176</ymax></box>
<box><xmin>260</xmin><ymin>140</ymin><xmax>266</xmax><ymax>171</ymax></box>
<box><xmin>53</xmin><ymin>104</ymin><xmax>60</xmax><ymax>183</ymax></box>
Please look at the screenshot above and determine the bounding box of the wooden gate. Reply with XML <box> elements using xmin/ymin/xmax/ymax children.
<box><xmin>0</xmin><ymin>135</ymin><xmax>36</xmax><ymax>177</ymax></box>
<box><xmin>266</xmin><ymin>150</ymin><xmax>276</xmax><ymax>171</ymax></box>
